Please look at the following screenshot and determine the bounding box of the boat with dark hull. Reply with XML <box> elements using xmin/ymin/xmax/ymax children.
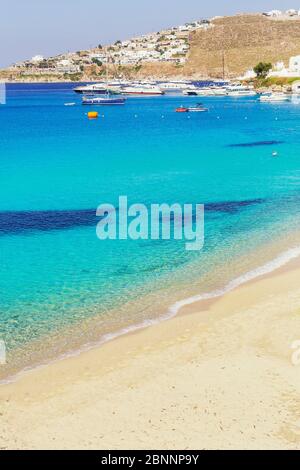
<box><xmin>82</xmin><ymin>95</ymin><xmax>126</xmax><ymax>105</ymax></box>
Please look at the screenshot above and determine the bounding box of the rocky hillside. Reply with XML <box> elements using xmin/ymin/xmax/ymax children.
<box><xmin>184</xmin><ymin>14</ymin><xmax>300</xmax><ymax>78</ymax></box>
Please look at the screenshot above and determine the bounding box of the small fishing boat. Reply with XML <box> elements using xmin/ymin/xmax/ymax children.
<box><xmin>187</xmin><ymin>103</ymin><xmax>208</xmax><ymax>112</ymax></box>
<box><xmin>175</xmin><ymin>104</ymin><xmax>208</xmax><ymax>113</ymax></box>
<box><xmin>175</xmin><ymin>106</ymin><xmax>189</xmax><ymax>113</ymax></box>
<box><xmin>82</xmin><ymin>95</ymin><xmax>126</xmax><ymax>105</ymax></box>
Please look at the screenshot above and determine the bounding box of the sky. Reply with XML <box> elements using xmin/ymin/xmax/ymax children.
<box><xmin>0</xmin><ymin>0</ymin><xmax>296</xmax><ymax>67</ymax></box>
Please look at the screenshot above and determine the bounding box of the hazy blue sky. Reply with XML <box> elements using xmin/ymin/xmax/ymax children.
<box><xmin>0</xmin><ymin>0</ymin><xmax>295</xmax><ymax>67</ymax></box>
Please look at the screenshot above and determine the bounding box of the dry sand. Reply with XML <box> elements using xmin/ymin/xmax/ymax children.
<box><xmin>1</xmin><ymin>263</ymin><xmax>300</xmax><ymax>450</ymax></box>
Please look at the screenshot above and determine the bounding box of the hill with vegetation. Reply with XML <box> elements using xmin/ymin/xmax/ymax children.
<box><xmin>2</xmin><ymin>14</ymin><xmax>300</xmax><ymax>81</ymax></box>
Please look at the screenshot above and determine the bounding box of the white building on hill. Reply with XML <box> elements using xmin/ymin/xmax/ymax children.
<box><xmin>289</xmin><ymin>55</ymin><xmax>300</xmax><ymax>74</ymax></box>
<box><xmin>31</xmin><ymin>55</ymin><xmax>44</xmax><ymax>63</ymax></box>
<box><xmin>263</xmin><ymin>9</ymin><xmax>300</xmax><ymax>18</ymax></box>
<box><xmin>56</xmin><ymin>59</ymin><xmax>80</xmax><ymax>74</ymax></box>
<box><xmin>269</xmin><ymin>55</ymin><xmax>300</xmax><ymax>77</ymax></box>
<box><xmin>263</xmin><ymin>10</ymin><xmax>282</xmax><ymax>17</ymax></box>
<box><xmin>286</xmin><ymin>9</ymin><xmax>298</xmax><ymax>16</ymax></box>
<box><xmin>292</xmin><ymin>80</ymin><xmax>300</xmax><ymax>93</ymax></box>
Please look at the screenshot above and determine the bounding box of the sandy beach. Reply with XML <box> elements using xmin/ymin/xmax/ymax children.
<box><xmin>1</xmin><ymin>260</ymin><xmax>300</xmax><ymax>450</ymax></box>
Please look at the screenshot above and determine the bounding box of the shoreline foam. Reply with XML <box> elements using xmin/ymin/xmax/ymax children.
<box><xmin>1</xmin><ymin>245</ymin><xmax>300</xmax><ymax>449</ymax></box>
<box><xmin>2</xmin><ymin>242</ymin><xmax>300</xmax><ymax>386</ymax></box>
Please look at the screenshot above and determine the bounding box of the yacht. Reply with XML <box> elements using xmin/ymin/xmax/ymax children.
<box><xmin>226</xmin><ymin>83</ymin><xmax>257</xmax><ymax>97</ymax></box>
<box><xmin>159</xmin><ymin>81</ymin><xmax>195</xmax><ymax>92</ymax></box>
<box><xmin>259</xmin><ymin>93</ymin><xmax>290</xmax><ymax>102</ymax></box>
<box><xmin>74</xmin><ymin>83</ymin><xmax>110</xmax><ymax>94</ymax></box>
<box><xmin>121</xmin><ymin>84</ymin><xmax>164</xmax><ymax>95</ymax></box>
<box><xmin>210</xmin><ymin>87</ymin><xmax>228</xmax><ymax>96</ymax></box>
<box><xmin>82</xmin><ymin>95</ymin><xmax>126</xmax><ymax>105</ymax></box>
<box><xmin>183</xmin><ymin>86</ymin><xmax>228</xmax><ymax>96</ymax></box>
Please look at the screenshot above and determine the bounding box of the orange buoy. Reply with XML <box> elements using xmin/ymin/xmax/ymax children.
<box><xmin>87</xmin><ymin>111</ymin><xmax>98</xmax><ymax>119</ymax></box>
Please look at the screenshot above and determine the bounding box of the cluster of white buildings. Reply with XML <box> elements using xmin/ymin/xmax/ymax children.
<box><xmin>269</xmin><ymin>55</ymin><xmax>300</xmax><ymax>77</ymax></box>
<box><xmin>89</xmin><ymin>20</ymin><xmax>211</xmax><ymax>66</ymax></box>
<box><xmin>239</xmin><ymin>54</ymin><xmax>300</xmax><ymax>80</ymax></box>
<box><xmin>108</xmin><ymin>33</ymin><xmax>190</xmax><ymax>66</ymax></box>
<box><xmin>263</xmin><ymin>9</ymin><xmax>300</xmax><ymax>18</ymax></box>
<box><xmin>9</xmin><ymin>19</ymin><xmax>212</xmax><ymax>74</ymax></box>
<box><xmin>11</xmin><ymin>54</ymin><xmax>81</xmax><ymax>75</ymax></box>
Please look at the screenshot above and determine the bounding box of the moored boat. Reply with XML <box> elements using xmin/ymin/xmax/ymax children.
<box><xmin>175</xmin><ymin>103</ymin><xmax>208</xmax><ymax>113</ymax></box>
<box><xmin>226</xmin><ymin>83</ymin><xmax>257</xmax><ymax>97</ymax></box>
<box><xmin>82</xmin><ymin>95</ymin><xmax>126</xmax><ymax>105</ymax></box>
<box><xmin>159</xmin><ymin>81</ymin><xmax>195</xmax><ymax>92</ymax></box>
<box><xmin>74</xmin><ymin>84</ymin><xmax>109</xmax><ymax>94</ymax></box>
<box><xmin>121</xmin><ymin>85</ymin><xmax>164</xmax><ymax>95</ymax></box>
<box><xmin>183</xmin><ymin>86</ymin><xmax>228</xmax><ymax>96</ymax></box>
<box><xmin>188</xmin><ymin>103</ymin><xmax>208</xmax><ymax>112</ymax></box>
<box><xmin>183</xmin><ymin>90</ymin><xmax>198</xmax><ymax>96</ymax></box>
<box><xmin>175</xmin><ymin>106</ymin><xmax>189</xmax><ymax>113</ymax></box>
<box><xmin>259</xmin><ymin>93</ymin><xmax>290</xmax><ymax>102</ymax></box>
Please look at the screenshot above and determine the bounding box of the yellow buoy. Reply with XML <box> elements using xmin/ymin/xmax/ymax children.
<box><xmin>88</xmin><ymin>111</ymin><xmax>98</xmax><ymax>119</ymax></box>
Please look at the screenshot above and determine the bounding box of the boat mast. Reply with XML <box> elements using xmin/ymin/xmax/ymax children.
<box><xmin>221</xmin><ymin>24</ymin><xmax>226</xmax><ymax>80</ymax></box>
<box><xmin>106</xmin><ymin>51</ymin><xmax>109</xmax><ymax>97</ymax></box>
<box><xmin>222</xmin><ymin>50</ymin><xmax>225</xmax><ymax>80</ymax></box>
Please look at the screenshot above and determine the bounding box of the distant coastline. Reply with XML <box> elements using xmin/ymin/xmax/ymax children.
<box><xmin>3</xmin><ymin>13</ymin><xmax>300</xmax><ymax>82</ymax></box>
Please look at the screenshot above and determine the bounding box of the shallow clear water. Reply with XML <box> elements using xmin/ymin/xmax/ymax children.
<box><xmin>1</xmin><ymin>83</ymin><xmax>300</xmax><ymax>377</ymax></box>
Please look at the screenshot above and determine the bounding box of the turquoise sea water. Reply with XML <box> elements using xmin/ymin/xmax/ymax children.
<box><xmin>1</xmin><ymin>83</ymin><xmax>300</xmax><ymax>378</ymax></box>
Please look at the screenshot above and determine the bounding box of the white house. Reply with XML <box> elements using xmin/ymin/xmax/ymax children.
<box><xmin>292</xmin><ymin>80</ymin><xmax>300</xmax><ymax>93</ymax></box>
<box><xmin>286</xmin><ymin>9</ymin><xmax>298</xmax><ymax>16</ymax></box>
<box><xmin>237</xmin><ymin>69</ymin><xmax>256</xmax><ymax>80</ymax></box>
<box><xmin>178</xmin><ymin>25</ymin><xmax>190</xmax><ymax>32</ymax></box>
<box><xmin>56</xmin><ymin>59</ymin><xmax>80</xmax><ymax>73</ymax></box>
<box><xmin>263</xmin><ymin>10</ymin><xmax>282</xmax><ymax>17</ymax></box>
<box><xmin>289</xmin><ymin>55</ymin><xmax>300</xmax><ymax>74</ymax></box>
<box><xmin>31</xmin><ymin>55</ymin><xmax>44</xmax><ymax>63</ymax></box>
<box><xmin>273</xmin><ymin>61</ymin><xmax>286</xmax><ymax>72</ymax></box>
<box><xmin>268</xmin><ymin>55</ymin><xmax>300</xmax><ymax>78</ymax></box>
<box><xmin>89</xmin><ymin>53</ymin><xmax>107</xmax><ymax>61</ymax></box>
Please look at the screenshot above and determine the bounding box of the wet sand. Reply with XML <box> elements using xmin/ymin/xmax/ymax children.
<box><xmin>1</xmin><ymin>262</ymin><xmax>300</xmax><ymax>449</ymax></box>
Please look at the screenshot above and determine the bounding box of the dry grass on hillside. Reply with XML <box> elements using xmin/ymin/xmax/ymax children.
<box><xmin>184</xmin><ymin>14</ymin><xmax>300</xmax><ymax>78</ymax></box>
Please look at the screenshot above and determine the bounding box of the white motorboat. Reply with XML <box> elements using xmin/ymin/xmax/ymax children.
<box><xmin>187</xmin><ymin>103</ymin><xmax>208</xmax><ymax>112</ymax></box>
<box><xmin>74</xmin><ymin>83</ymin><xmax>108</xmax><ymax>94</ymax></box>
<box><xmin>159</xmin><ymin>81</ymin><xmax>195</xmax><ymax>92</ymax></box>
<box><xmin>183</xmin><ymin>86</ymin><xmax>228</xmax><ymax>96</ymax></box>
<box><xmin>259</xmin><ymin>93</ymin><xmax>291</xmax><ymax>102</ymax></box>
<box><xmin>121</xmin><ymin>84</ymin><xmax>164</xmax><ymax>95</ymax></box>
<box><xmin>226</xmin><ymin>83</ymin><xmax>257</xmax><ymax>97</ymax></box>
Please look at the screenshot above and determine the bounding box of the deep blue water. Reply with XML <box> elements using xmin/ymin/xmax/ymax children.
<box><xmin>1</xmin><ymin>83</ymin><xmax>300</xmax><ymax>375</ymax></box>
